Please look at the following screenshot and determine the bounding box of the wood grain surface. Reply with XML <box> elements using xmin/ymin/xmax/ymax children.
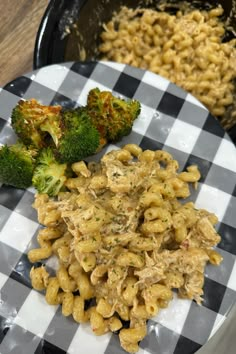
<box><xmin>0</xmin><ymin>0</ymin><xmax>49</xmax><ymax>87</ymax></box>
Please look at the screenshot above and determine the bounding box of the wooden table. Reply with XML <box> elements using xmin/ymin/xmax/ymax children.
<box><xmin>0</xmin><ymin>0</ymin><xmax>49</xmax><ymax>87</ymax></box>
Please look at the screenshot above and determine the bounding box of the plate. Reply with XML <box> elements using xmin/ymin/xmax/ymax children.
<box><xmin>0</xmin><ymin>61</ymin><xmax>236</xmax><ymax>354</ymax></box>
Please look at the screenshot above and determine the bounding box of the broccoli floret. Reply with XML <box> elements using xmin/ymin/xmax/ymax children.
<box><xmin>11</xmin><ymin>99</ymin><xmax>62</xmax><ymax>149</ymax></box>
<box><xmin>11</xmin><ymin>99</ymin><xmax>101</xmax><ymax>164</ymax></box>
<box><xmin>0</xmin><ymin>143</ymin><xmax>36</xmax><ymax>189</ymax></box>
<box><xmin>32</xmin><ymin>148</ymin><xmax>69</xmax><ymax>197</ymax></box>
<box><xmin>56</xmin><ymin>108</ymin><xmax>100</xmax><ymax>163</ymax></box>
<box><xmin>86</xmin><ymin>88</ymin><xmax>141</xmax><ymax>142</ymax></box>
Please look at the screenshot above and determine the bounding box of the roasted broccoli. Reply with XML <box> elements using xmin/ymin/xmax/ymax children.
<box><xmin>11</xmin><ymin>99</ymin><xmax>62</xmax><ymax>149</ymax></box>
<box><xmin>32</xmin><ymin>148</ymin><xmax>69</xmax><ymax>197</ymax></box>
<box><xmin>10</xmin><ymin>92</ymin><xmax>140</xmax><ymax>163</ymax></box>
<box><xmin>0</xmin><ymin>143</ymin><xmax>36</xmax><ymax>189</ymax></box>
<box><xmin>86</xmin><ymin>88</ymin><xmax>141</xmax><ymax>142</ymax></box>
<box><xmin>6</xmin><ymin>90</ymin><xmax>142</xmax><ymax>196</ymax></box>
<box><xmin>56</xmin><ymin>108</ymin><xmax>100</xmax><ymax>163</ymax></box>
<box><xmin>11</xmin><ymin>99</ymin><xmax>101</xmax><ymax>164</ymax></box>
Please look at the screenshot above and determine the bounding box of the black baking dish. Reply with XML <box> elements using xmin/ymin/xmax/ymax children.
<box><xmin>33</xmin><ymin>0</ymin><xmax>236</xmax><ymax>143</ymax></box>
<box><xmin>33</xmin><ymin>0</ymin><xmax>235</xmax><ymax>69</ymax></box>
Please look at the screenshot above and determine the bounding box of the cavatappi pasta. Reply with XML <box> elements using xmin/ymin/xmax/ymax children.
<box><xmin>28</xmin><ymin>145</ymin><xmax>223</xmax><ymax>353</ymax></box>
<box><xmin>99</xmin><ymin>5</ymin><xmax>236</xmax><ymax>119</ymax></box>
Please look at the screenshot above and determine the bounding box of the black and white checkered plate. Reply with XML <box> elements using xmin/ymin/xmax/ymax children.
<box><xmin>0</xmin><ymin>61</ymin><xmax>236</xmax><ymax>354</ymax></box>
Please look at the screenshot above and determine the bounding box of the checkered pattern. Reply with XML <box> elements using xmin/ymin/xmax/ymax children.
<box><xmin>0</xmin><ymin>61</ymin><xmax>236</xmax><ymax>354</ymax></box>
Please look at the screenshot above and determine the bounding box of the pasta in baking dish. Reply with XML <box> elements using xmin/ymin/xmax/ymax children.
<box><xmin>99</xmin><ymin>6</ymin><xmax>236</xmax><ymax>119</ymax></box>
<box><xmin>28</xmin><ymin>144</ymin><xmax>222</xmax><ymax>353</ymax></box>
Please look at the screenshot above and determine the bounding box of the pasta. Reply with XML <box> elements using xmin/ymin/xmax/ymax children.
<box><xmin>28</xmin><ymin>145</ymin><xmax>223</xmax><ymax>353</ymax></box>
<box><xmin>99</xmin><ymin>5</ymin><xmax>236</xmax><ymax>120</ymax></box>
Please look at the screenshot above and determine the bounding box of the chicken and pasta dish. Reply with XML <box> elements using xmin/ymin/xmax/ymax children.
<box><xmin>99</xmin><ymin>5</ymin><xmax>236</xmax><ymax>127</ymax></box>
<box><xmin>28</xmin><ymin>144</ymin><xmax>222</xmax><ymax>353</ymax></box>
